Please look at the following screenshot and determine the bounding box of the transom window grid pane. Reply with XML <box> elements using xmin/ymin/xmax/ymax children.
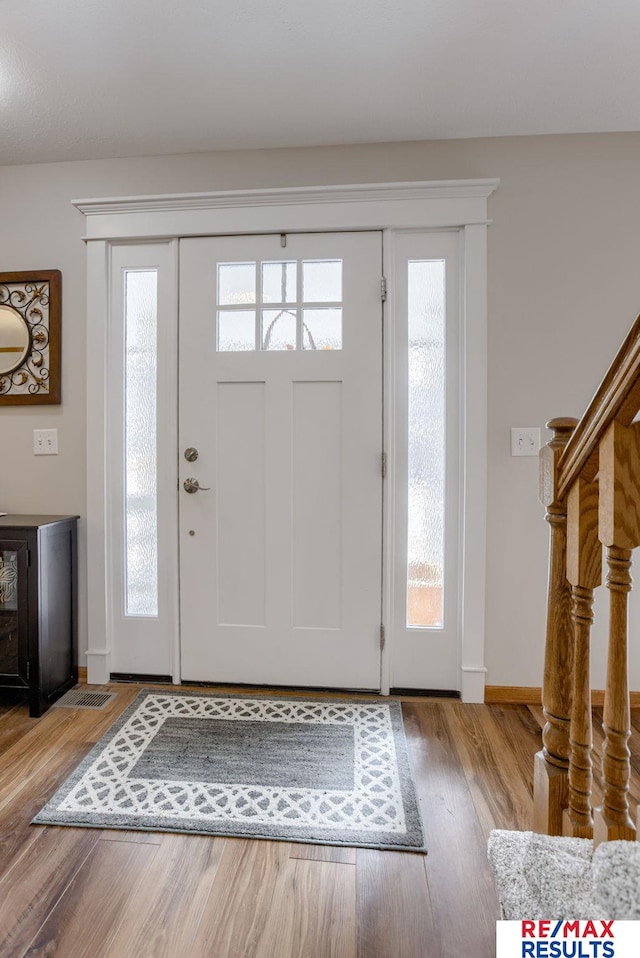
<box><xmin>218</xmin><ymin>262</ymin><xmax>256</xmax><ymax>305</ymax></box>
<box><xmin>262</xmin><ymin>309</ymin><xmax>297</xmax><ymax>351</ymax></box>
<box><xmin>262</xmin><ymin>261</ymin><xmax>297</xmax><ymax>304</ymax></box>
<box><xmin>216</xmin><ymin>259</ymin><xmax>343</xmax><ymax>351</ymax></box>
<box><xmin>218</xmin><ymin>310</ymin><xmax>256</xmax><ymax>352</ymax></box>
<box><xmin>407</xmin><ymin>260</ymin><xmax>446</xmax><ymax>630</ymax></box>
<box><xmin>124</xmin><ymin>269</ymin><xmax>159</xmax><ymax>618</ymax></box>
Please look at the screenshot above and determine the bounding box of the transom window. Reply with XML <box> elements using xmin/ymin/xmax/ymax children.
<box><xmin>216</xmin><ymin>259</ymin><xmax>343</xmax><ymax>352</ymax></box>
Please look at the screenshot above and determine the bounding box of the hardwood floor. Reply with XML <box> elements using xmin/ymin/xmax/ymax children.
<box><xmin>0</xmin><ymin>687</ymin><xmax>637</xmax><ymax>958</ymax></box>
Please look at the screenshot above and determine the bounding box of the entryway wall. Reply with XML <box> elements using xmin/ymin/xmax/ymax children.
<box><xmin>2</xmin><ymin>132</ymin><xmax>640</xmax><ymax>692</ymax></box>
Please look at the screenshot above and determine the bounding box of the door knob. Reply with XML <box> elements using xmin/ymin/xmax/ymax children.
<box><xmin>183</xmin><ymin>477</ymin><xmax>211</xmax><ymax>494</ymax></box>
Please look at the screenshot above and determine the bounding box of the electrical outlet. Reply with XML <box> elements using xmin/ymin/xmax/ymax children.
<box><xmin>33</xmin><ymin>428</ymin><xmax>58</xmax><ymax>455</ymax></box>
<box><xmin>511</xmin><ymin>427</ymin><xmax>541</xmax><ymax>457</ymax></box>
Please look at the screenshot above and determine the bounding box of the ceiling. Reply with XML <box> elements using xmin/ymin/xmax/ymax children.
<box><xmin>1</xmin><ymin>0</ymin><xmax>639</xmax><ymax>166</ymax></box>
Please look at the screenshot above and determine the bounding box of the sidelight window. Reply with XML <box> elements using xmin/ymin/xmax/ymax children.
<box><xmin>407</xmin><ymin>260</ymin><xmax>446</xmax><ymax>629</ymax></box>
<box><xmin>124</xmin><ymin>269</ymin><xmax>159</xmax><ymax>617</ymax></box>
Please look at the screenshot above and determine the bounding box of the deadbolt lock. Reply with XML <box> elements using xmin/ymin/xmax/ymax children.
<box><xmin>184</xmin><ymin>447</ymin><xmax>199</xmax><ymax>462</ymax></box>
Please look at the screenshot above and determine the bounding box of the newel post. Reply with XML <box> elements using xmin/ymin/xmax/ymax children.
<box><xmin>533</xmin><ymin>417</ymin><xmax>579</xmax><ymax>836</ymax></box>
<box><xmin>594</xmin><ymin>420</ymin><xmax>639</xmax><ymax>844</ymax></box>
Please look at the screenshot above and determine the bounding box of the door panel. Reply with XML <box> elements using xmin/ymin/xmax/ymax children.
<box><xmin>179</xmin><ymin>231</ymin><xmax>383</xmax><ymax>689</ymax></box>
<box><xmin>216</xmin><ymin>381</ymin><xmax>266</xmax><ymax>626</ymax></box>
<box><xmin>292</xmin><ymin>381</ymin><xmax>343</xmax><ymax>629</ymax></box>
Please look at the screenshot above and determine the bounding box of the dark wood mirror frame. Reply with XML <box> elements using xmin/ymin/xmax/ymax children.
<box><xmin>0</xmin><ymin>270</ymin><xmax>61</xmax><ymax>405</ymax></box>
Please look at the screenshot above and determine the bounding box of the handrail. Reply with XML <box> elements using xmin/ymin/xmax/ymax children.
<box><xmin>557</xmin><ymin>314</ymin><xmax>640</xmax><ymax>499</ymax></box>
<box><xmin>534</xmin><ymin>312</ymin><xmax>640</xmax><ymax>847</ymax></box>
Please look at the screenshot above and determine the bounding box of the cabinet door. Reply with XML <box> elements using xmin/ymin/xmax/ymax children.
<box><xmin>0</xmin><ymin>539</ymin><xmax>29</xmax><ymax>686</ymax></box>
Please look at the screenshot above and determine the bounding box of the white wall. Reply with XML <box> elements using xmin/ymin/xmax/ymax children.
<box><xmin>1</xmin><ymin>133</ymin><xmax>639</xmax><ymax>689</ymax></box>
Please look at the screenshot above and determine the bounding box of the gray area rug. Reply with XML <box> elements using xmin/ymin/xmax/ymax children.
<box><xmin>34</xmin><ymin>689</ymin><xmax>426</xmax><ymax>852</ymax></box>
<box><xmin>488</xmin><ymin>829</ymin><xmax>640</xmax><ymax>919</ymax></box>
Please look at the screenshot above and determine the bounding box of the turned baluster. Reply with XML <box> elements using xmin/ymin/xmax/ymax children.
<box><xmin>595</xmin><ymin>420</ymin><xmax>639</xmax><ymax>844</ymax></box>
<box><xmin>533</xmin><ymin>417</ymin><xmax>579</xmax><ymax>836</ymax></box>
<box><xmin>563</xmin><ymin>477</ymin><xmax>601</xmax><ymax>838</ymax></box>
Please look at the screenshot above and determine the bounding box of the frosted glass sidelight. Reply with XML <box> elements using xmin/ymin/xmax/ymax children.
<box><xmin>407</xmin><ymin>260</ymin><xmax>446</xmax><ymax>629</ymax></box>
<box><xmin>262</xmin><ymin>309</ymin><xmax>297</xmax><ymax>351</ymax></box>
<box><xmin>124</xmin><ymin>270</ymin><xmax>158</xmax><ymax>617</ymax></box>
<box><xmin>218</xmin><ymin>310</ymin><xmax>256</xmax><ymax>351</ymax></box>
<box><xmin>262</xmin><ymin>261</ymin><xmax>297</xmax><ymax>304</ymax></box>
<box><xmin>302</xmin><ymin>260</ymin><xmax>342</xmax><ymax>302</ymax></box>
<box><xmin>302</xmin><ymin>308</ymin><xmax>342</xmax><ymax>350</ymax></box>
<box><xmin>218</xmin><ymin>263</ymin><xmax>256</xmax><ymax>305</ymax></box>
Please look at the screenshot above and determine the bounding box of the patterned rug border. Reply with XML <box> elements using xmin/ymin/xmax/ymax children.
<box><xmin>33</xmin><ymin>688</ymin><xmax>427</xmax><ymax>854</ymax></box>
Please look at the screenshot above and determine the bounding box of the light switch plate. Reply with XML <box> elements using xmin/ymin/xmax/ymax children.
<box><xmin>511</xmin><ymin>427</ymin><xmax>541</xmax><ymax>457</ymax></box>
<box><xmin>33</xmin><ymin>428</ymin><xmax>58</xmax><ymax>455</ymax></box>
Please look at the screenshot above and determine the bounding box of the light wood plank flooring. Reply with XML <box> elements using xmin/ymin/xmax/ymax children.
<box><xmin>0</xmin><ymin>685</ymin><xmax>637</xmax><ymax>958</ymax></box>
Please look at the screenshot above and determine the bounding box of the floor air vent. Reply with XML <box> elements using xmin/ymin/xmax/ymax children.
<box><xmin>52</xmin><ymin>690</ymin><xmax>117</xmax><ymax>710</ymax></box>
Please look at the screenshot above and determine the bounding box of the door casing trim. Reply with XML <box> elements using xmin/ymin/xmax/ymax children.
<box><xmin>79</xmin><ymin>179</ymin><xmax>498</xmax><ymax>702</ymax></box>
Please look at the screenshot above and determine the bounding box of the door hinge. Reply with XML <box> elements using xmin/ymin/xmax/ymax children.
<box><xmin>379</xmin><ymin>624</ymin><xmax>386</xmax><ymax>650</ymax></box>
<box><xmin>381</xmin><ymin>276</ymin><xmax>387</xmax><ymax>302</ymax></box>
<box><xmin>26</xmin><ymin>549</ymin><xmax>31</xmax><ymax>568</ymax></box>
<box><xmin>381</xmin><ymin>451</ymin><xmax>387</xmax><ymax>479</ymax></box>
<box><xmin>26</xmin><ymin>661</ymin><xmax>30</xmax><ymax>679</ymax></box>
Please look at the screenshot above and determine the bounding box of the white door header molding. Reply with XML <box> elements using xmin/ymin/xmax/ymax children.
<box><xmin>73</xmin><ymin>179</ymin><xmax>499</xmax><ymax>241</ymax></box>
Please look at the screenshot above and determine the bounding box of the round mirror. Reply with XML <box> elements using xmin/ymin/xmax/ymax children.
<box><xmin>0</xmin><ymin>304</ymin><xmax>31</xmax><ymax>375</ymax></box>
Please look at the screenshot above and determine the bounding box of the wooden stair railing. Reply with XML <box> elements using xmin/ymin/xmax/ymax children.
<box><xmin>534</xmin><ymin>315</ymin><xmax>640</xmax><ymax>845</ymax></box>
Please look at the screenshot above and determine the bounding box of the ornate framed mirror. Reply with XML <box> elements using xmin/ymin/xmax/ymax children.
<box><xmin>0</xmin><ymin>271</ymin><xmax>61</xmax><ymax>404</ymax></box>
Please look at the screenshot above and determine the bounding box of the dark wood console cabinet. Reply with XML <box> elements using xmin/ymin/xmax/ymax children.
<box><xmin>0</xmin><ymin>515</ymin><xmax>78</xmax><ymax>717</ymax></box>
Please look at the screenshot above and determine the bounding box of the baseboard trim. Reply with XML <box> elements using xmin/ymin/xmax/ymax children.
<box><xmin>485</xmin><ymin>685</ymin><xmax>640</xmax><ymax>707</ymax></box>
<box><xmin>485</xmin><ymin>686</ymin><xmax>541</xmax><ymax>704</ymax></box>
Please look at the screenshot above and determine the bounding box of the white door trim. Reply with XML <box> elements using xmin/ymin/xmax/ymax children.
<box><xmin>79</xmin><ymin>179</ymin><xmax>498</xmax><ymax>701</ymax></box>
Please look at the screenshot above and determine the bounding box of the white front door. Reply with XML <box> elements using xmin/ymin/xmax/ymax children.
<box><xmin>178</xmin><ymin>232</ymin><xmax>383</xmax><ymax>689</ymax></box>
